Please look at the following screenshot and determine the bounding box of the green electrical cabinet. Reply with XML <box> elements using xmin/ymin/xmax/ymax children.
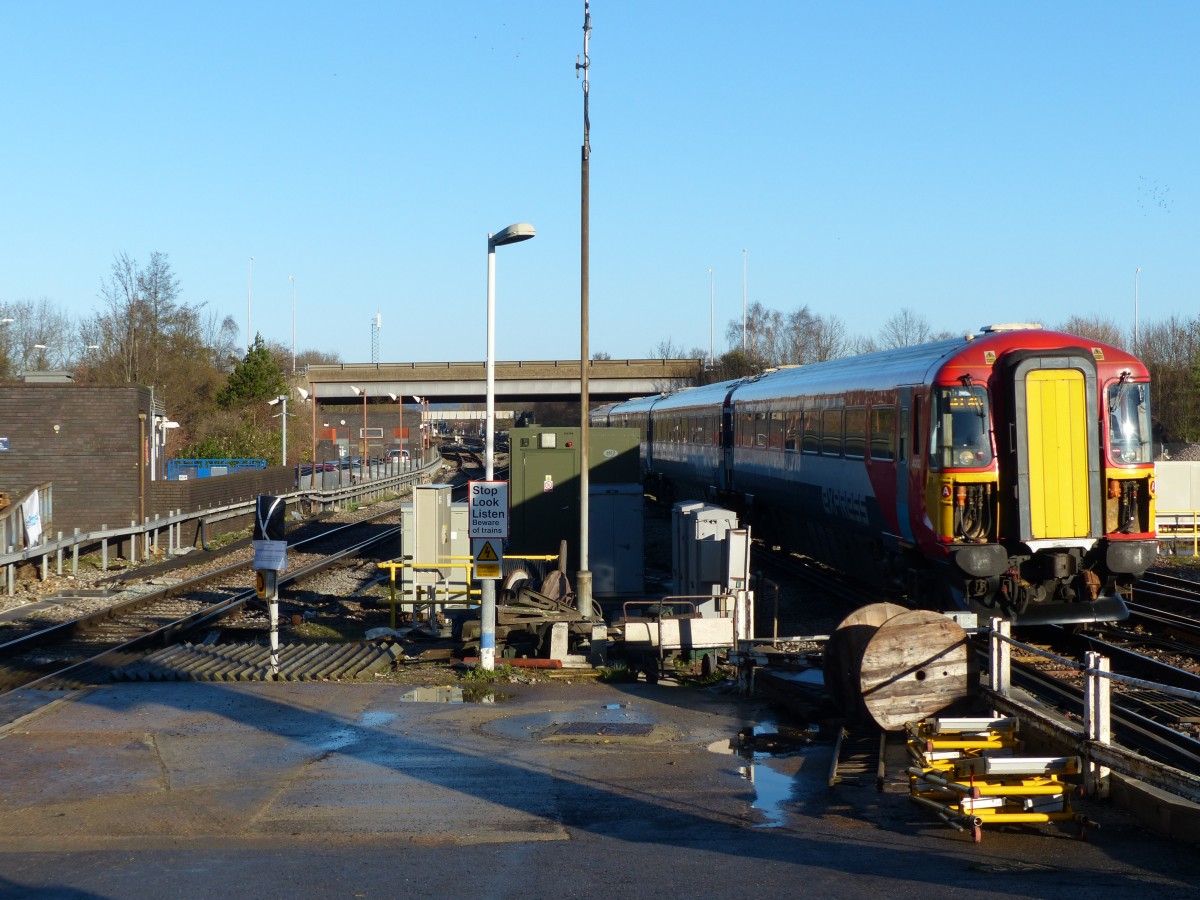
<box><xmin>507</xmin><ymin>426</ymin><xmax>642</xmax><ymax>594</ymax></box>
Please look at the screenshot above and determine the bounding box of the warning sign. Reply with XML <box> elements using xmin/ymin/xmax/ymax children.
<box><xmin>472</xmin><ymin>538</ymin><xmax>503</xmax><ymax>580</ymax></box>
<box><xmin>469</xmin><ymin>480</ymin><xmax>509</xmax><ymax>538</ymax></box>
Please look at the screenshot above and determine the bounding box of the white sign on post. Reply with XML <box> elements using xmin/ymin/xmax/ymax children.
<box><xmin>468</xmin><ymin>480</ymin><xmax>509</xmax><ymax>538</ymax></box>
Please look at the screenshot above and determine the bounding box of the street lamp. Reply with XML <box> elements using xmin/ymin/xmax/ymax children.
<box><xmin>387</xmin><ymin>392</ymin><xmax>401</xmax><ymax>467</ymax></box>
<box><xmin>742</xmin><ymin>249</ymin><xmax>748</xmax><ymax>353</ymax></box>
<box><xmin>289</xmin><ymin>274</ymin><xmax>296</xmax><ymax>373</ymax></box>
<box><xmin>153</xmin><ymin>419</ymin><xmax>179</xmax><ymax>481</ymax></box>
<box><xmin>707</xmin><ymin>267</ymin><xmax>714</xmax><ymax>368</ymax></box>
<box><xmin>247</xmin><ymin>256</ymin><xmax>254</xmax><ymax>351</ymax></box>
<box><xmin>32</xmin><ymin>343</ymin><xmax>51</xmax><ymax>370</ymax></box>
<box><xmin>351</xmin><ymin>385</ymin><xmax>368</xmax><ymax>475</ymax></box>
<box><xmin>267</xmin><ymin>394</ymin><xmax>291</xmax><ymax>465</ymax></box>
<box><xmin>483</xmin><ymin>222</ymin><xmax>536</xmax><ymax>671</ymax></box>
<box><xmin>412</xmin><ymin>395</ymin><xmax>425</xmax><ymax>464</ymax></box>
<box><xmin>1134</xmin><ymin>267</ymin><xmax>1141</xmax><ymax>353</ymax></box>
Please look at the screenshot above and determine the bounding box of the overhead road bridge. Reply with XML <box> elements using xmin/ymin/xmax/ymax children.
<box><xmin>305</xmin><ymin>358</ymin><xmax>704</xmax><ymax>406</ymax></box>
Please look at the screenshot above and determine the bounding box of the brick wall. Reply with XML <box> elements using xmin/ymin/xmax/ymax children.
<box><xmin>0</xmin><ymin>384</ymin><xmax>293</xmax><ymax>540</ymax></box>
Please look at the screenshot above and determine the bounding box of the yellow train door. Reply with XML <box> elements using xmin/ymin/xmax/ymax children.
<box><xmin>1024</xmin><ymin>369</ymin><xmax>1090</xmax><ymax>538</ymax></box>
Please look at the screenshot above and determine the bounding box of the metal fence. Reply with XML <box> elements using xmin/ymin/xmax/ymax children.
<box><xmin>1</xmin><ymin>453</ymin><xmax>442</xmax><ymax>596</ymax></box>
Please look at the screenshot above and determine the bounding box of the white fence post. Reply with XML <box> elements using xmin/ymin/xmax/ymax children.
<box><xmin>1084</xmin><ymin>649</ymin><xmax>1112</xmax><ymax>798</ymax></box>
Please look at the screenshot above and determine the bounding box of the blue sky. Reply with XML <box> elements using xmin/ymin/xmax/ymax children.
<box><xmin>2</xmin><ymin>2</ymin><xmax>1196</xmax><ymax>364</ymax></box>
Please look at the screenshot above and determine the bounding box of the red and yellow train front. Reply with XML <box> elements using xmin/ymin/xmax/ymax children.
<box><xmin>922</xmin><ymin>341</ymin><xmax>1154</xmax><ymax>625</ymax></box>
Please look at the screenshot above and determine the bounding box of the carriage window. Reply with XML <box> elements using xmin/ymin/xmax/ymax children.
<box><xmin>844</xmin><ymin>408</ymin><xmax>866</xmax><ymax>459</ymax></box>
<box><xmin>1107</xmin><ymin>378</ymin><xmax>1152</xmax><ymax>464</ymax></box>
<box><xmin>784</xmin><ymin>413</ymin><xmax>801</xmax><ymax>452</ymax></box>
<box><xmin>738</xmin><ymin>411</ymin><xmax>753</xmax><ymax>447</ymax></box>
<box><xmin>801</xmin><ymin>411</ymin><xmax>820</xmax><ymax>453</ymax></box>
<box><xmin>932</xmin><ymin>386</ymin><xmax>992</xmax><ymax>468</ymax></box>
<box><xmin>870</xmin><ymin>407</ymin><xmax>896</xmax><ymax>460</ymax></box>
<box><xmin>755</xmin><ymin>410</ymin><xmax>768</xmax><ymax>448</ymax></box>
<box><xmin>821</xmin><ymin>409</ymin><xmax>843</xmax><ymax>456</ymax></box>
<box><xmin>769</xmin><ymin>410</ymin><xmax>785</xmax><ymax>450</ymax></box>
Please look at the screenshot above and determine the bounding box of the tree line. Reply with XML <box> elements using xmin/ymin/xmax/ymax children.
<box><xmin>648</xmin><ymin>304</ymin><xmax>1200</xmax><ymax>447</ymax></box>
<box><xmin>6</xmin><ymin>254</ymin><xmax>1198</xmax><ymax>458</ymax></box>
<box><xmin>1</xmin><ymin>252</ymin><xmax>338</xmax><ymax>460</ymax></box>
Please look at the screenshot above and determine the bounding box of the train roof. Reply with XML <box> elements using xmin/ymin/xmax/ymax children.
<box><xmin>730</xmin><ymin>325</ymin><xmax>1146</xmax><ymax>402</ymax></box>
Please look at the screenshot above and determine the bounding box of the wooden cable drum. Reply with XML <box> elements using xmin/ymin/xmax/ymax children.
<box><xmin>858</xmin><ymin>610</ymin><xmax>973</xmax><ymax>731</ymax></box>
<box><xmin>823</xmin><ymin>602</ymin><xmax>907</xmax><ymax>722</ymax></box>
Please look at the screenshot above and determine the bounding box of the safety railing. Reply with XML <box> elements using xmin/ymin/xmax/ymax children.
<box><xmin>1155</xmin><ymin>509</ymin><xmax>1200</xmax><ymax>556</ymax></box>
<box><xmin>376</xmin><ymin>552</ymin><xmax>562</xmax><ymax>630</ymax></box>
<box><xmin>1</xmin><ymin>453</ymin><xmax>443</xmax><ymax>596</ymax></box>
<box><xmin>986</xmin><ymin>618</ymin><xmax>1200</xmax><ymax>805</ymax></box>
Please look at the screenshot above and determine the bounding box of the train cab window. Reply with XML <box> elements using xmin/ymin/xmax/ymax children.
<box><xmin>870</xmin><ymin>407</ymin><xmax>896</xmax><ymax>460</ymax></box>
<box><xmin>843</xmin><ymin>408</ymin><xmax>866</xmax><ymax>458</ymax></box>
<box><xmin>801</xmin><ymin>411</ymin><xmax>820</xmax><ymax>453</ymax></box>
<box><xmin>932</xmin><ymin>386</ymin><xmax>992</xmax><ymax>468</ymax></box>
<box><xmin>821</xmin><ymin>409</ymin><xmax>843</xmax><ymax>456</ymax></box>
<box><xmin>1107</xmin><ymin>377</ymin><xmax>1152</xmax><ymax>464</ymax></box>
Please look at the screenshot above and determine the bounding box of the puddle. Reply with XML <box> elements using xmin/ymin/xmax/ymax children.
<box><xmin>310</xmin><ymin>727</ymin><xmax>360</xmax><ymax>752</ymax></box>
<box><xmin>397</xmin><ymin>685</ymin><xmax>511</xmax><ymax>704</ymax></box>
<box><xmin>739</xmin><ymin>759</ymin><xmax>795</xmax><ymax>827</ymax></box>
<box><xmin>357</xmin><ymin>711</ymin><xmax>397</xmax><ymax>728</ymax></box>
<box><xmin>708</xmin><ymin>721</ymin><xmax>825</xmax><ymax>828</ymax></box>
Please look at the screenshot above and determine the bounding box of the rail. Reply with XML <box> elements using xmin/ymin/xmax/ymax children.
<box><xmin>1</xmin><ymin>453</ymin><xmax>443</xmax><ymax>596</ymax></box>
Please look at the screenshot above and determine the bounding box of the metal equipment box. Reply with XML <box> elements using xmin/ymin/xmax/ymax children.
<box><xmin>589</xmin><ymin>483</ymin><xmax>644</xmax><ymax>595</ymax></box>
<box><xmin>412</xmin><ymin>484</ymin><xmax>453</xmax><ymax>586</ymax></box>
<box><xmin>672</xmin><ymin>502</ymin><xmax>741</xmax><ymax>615</ymax></box>
<box><xmin>400</xmin><ymin>500</ymin><xmax>471</xmax><ymax>605</ymax></box>
<box><xmin>508</xmin><ymin>426</ymin><xmax>642</xmax><ymax>592</ymax></box>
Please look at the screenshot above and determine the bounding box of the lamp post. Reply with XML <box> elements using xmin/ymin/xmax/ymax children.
<box><xmin>742</xmin><ymin>249</ymin><xmax>748</xmax><ymax>353</ymax></box>
<box><xmin>707</xmin><ymin>268</ymin><xmax>714</xmax><ymax>368</ymax></box>
<box><xmin>154</xmin><ymin>419</ymin><xmax>179</xmax><ymax>481</ymax></box>
<box><xmin>1134</xmin><ymin>267</ymin><xmax>1141</xmax><ymax>353</ymax></box>
<box><xmin>483</xmin><ymin>222</ymin><xmax>536</xmax><ymax>671</ymax></box>
<box><xmin>289</xmin><ymin>274</ymin><xmax>296</xmax><ymax>373</ymax></box>
<box><xmin>351</xmin><ymin>386</ymin><xmax>367</xmax><ymax>477</ymax></box>
<box><xmin>247</xmin><ymin>256</ymin><xmax>254</xmax><ymax>350</ymax></box>
<box><xmin>387</xmin><ymin>392</ymin><xmax>400</xmax><ymax>468</ymax></box>
<box><xmin>267</xmin><ymin>394</ymin><xmax>290</xmax><ymax>465</ymax></box>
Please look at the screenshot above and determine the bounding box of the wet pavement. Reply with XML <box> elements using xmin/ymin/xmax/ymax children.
<box><xmin>0</xmin><ymin>679</ymin><xmax>1197</xmax><ymax>899</ymax></box>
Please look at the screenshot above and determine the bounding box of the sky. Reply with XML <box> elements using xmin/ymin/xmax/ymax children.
<box><xmin>2</xmin><ymin>1</ymin><xmax>1197</xmax><ymax>365</ymax></box>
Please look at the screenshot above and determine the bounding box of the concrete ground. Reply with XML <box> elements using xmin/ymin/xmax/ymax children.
<box><xmin>0</xmin><ymin>679</ymin><xmax>1197</xmax><ymax>899</ymax></box>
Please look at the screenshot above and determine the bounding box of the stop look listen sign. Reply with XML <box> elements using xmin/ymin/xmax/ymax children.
<box><xmin>468</xmin><ymin>480</ymin><xmax>509</xmax><ymax>539</ymax></box>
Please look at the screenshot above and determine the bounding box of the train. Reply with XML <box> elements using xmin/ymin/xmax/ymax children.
<box><xmin>591</xmin><ymin>324</ymin><xmax>1157</xmax><ymax>626</ymax></box>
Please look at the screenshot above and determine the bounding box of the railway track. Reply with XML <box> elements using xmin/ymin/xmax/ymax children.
<box><xmin>0</xmin><ymin>510</ymin><xmax>406</xmax><ymax>692</ymax></box>
<box><xmin>0</xmin><ymin>453</ymin><xmax>506</xmax><ymax>694</ymax></box>
<box><xmin>754</xmin><ymin>543</ymin><xmax>1200</xmax><ymax>767</ymax></box>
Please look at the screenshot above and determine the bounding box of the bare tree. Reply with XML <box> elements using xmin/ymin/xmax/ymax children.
<box><xmin>1056</xmin><ymin>315</ymin><xmax>1127</xmax><ymax>349</ymax></box>
<box><xmin>878</xmin><ymin>308</ymin><xmax>937</xmax><ymax>349</ymax></box>
<box><xmin>1138</xmin><ymin>314</ymin><xmax>1200</xmax><ymax>443</ymax></box>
